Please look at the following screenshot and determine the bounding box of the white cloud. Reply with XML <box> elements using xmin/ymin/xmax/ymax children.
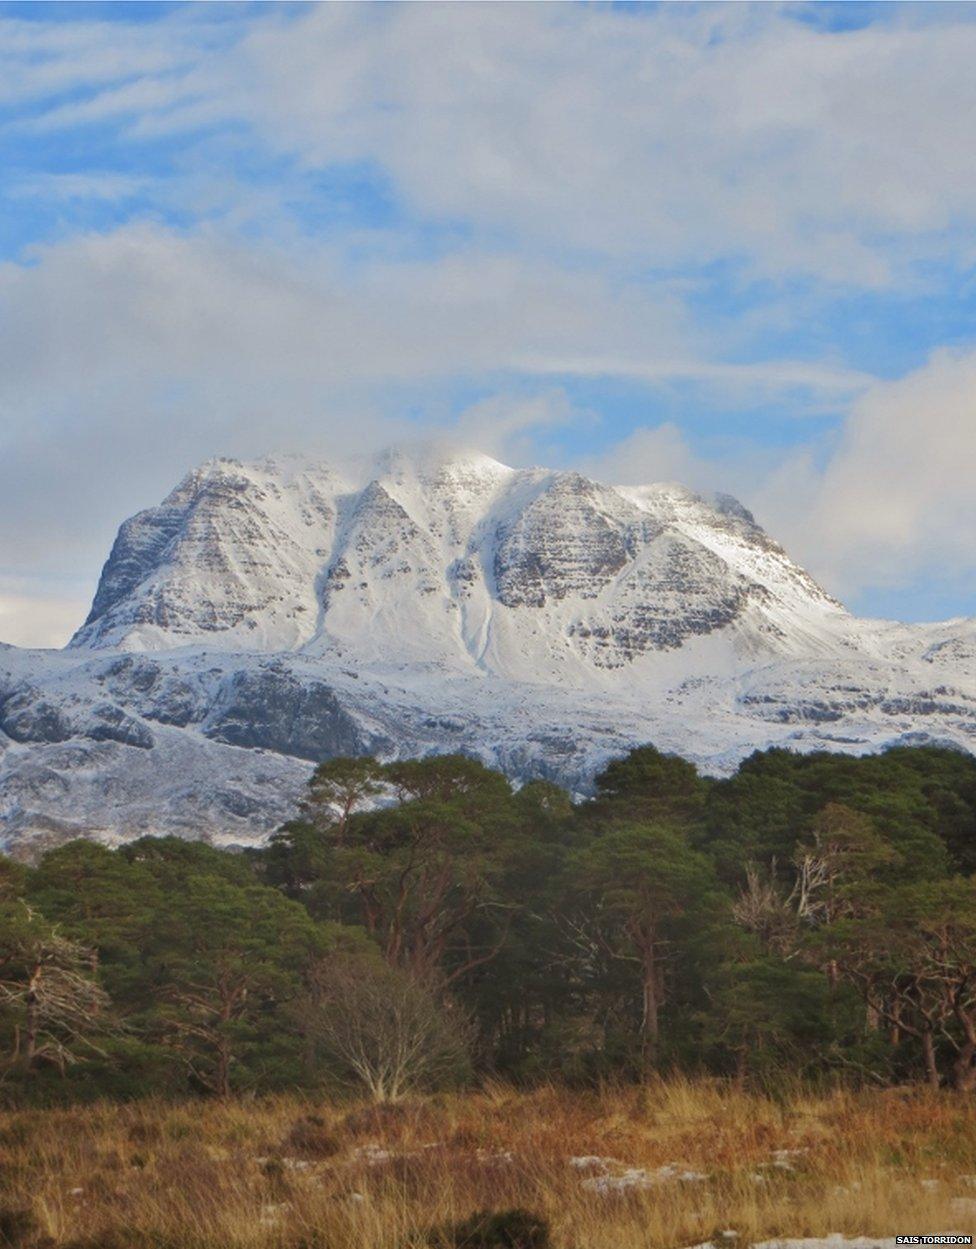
<box><xmin>577</xmin><ymin>347</ymin><xmax>976</xmax><ymax>618</ymax></box>
<box><xmin>7</xmin><ymin>172</ymin><xmax>150</xmax><ymax>202</ymax></box>
<box><xmin>0</xmin><ymin>224</ymin><xmax>692</xmax><ymax>584</ymax></box>
<box><xmin>213</xmin><ymin>5</ymin><xmax>976</xmax><ymax>281</ymax></box>
<box><xmin>0</xmin><ymin>223</ymin><xmax>699</xmax><ymax>439</ymax></box>
<box><xmin>518</xmin><ymin>354</ymin><xmax>871</xmax><ymax>403</ymax></box>
<box><xmin>0</xmin><ymin>11</ymin><xmax>211</xmax><ymax>118</ymax></box>
<box><xmin>9</xmin><ymin>5</ymin><xmax>976</xmax><ymax>283</ymax></box>
<box><xmin>3</xmin><ymin>220</ymin><xmax>974</xmax><ymax>634</ymax></box>
<box><xmin>3</xmin><ymin>3</ymin><xmax>976</xmax><ymax>639</ymax></box>
<box><xmin>453</xmin><ymin>391</ymin><xmax>584</xmax><ymax>460</ymax></box>
<box><xmin>582</xmin><ymin>423</ymin><xmax>709</xmax><ymax>491</ymax></box>
<box><xmin>776</xmin><ymin>347</ymin><xmax>976</xmax><ymax>602</ymax></box>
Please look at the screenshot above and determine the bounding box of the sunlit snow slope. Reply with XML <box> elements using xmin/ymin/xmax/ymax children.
<box><xmin>2</xmin><ymin>447</ymin><xmax>975</xmax><ymax>851</ymax></box>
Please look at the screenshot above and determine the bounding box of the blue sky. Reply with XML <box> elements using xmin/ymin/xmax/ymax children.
<box><xmin>2</xmin><ymin>0</ymin><xmax>976</xmax><ymax>645</ymax></box>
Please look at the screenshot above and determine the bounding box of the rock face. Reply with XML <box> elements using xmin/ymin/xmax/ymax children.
<box><xmin>71</xmin><ymin>458</ymin><xmax>336</xmax><ymax>653</ymax></box>
<box><xmin>202</xmin><ymin>668</ymin><xmax>372</xmax><ymax>761</ymax></box>
<box><xmin>1</xmin><ymin>446</ymin><xmax>975</xmax><ymax>852</ymax></box>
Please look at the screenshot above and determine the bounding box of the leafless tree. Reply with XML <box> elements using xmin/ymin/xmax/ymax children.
<box><xmin>0</xmin><ymin>903</ymin><xmax>111</xmax><ymax>1075</ymax></box>
<box><xmin>304</xmin><ymin>954</ymin><xmax>472</xmax><ymax>1102</ymax></box>
<box><xmin>732</xmin><ymin>862</ymin><xmax>802</xmax><ymax>957</ymax></box>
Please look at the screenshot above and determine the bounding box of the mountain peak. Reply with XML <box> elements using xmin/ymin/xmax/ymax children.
<box><xmin>68</xmin><ymin>446</ymin><xmax>843</xmax><ymax>665</ymax></box>
<box><xmin>366</xmin><ymin>442</ymin><xmax>513</xmax><ymax>485</ymax></box>
<box><xmin>710</xmin><ymin>492</ymin><xmax>757</xmax><ymax>526</ymax></box>
<box><xmin>5</xmin><ymin>444</ymin><xmax>976</xmax><ymax>847</ymax></box>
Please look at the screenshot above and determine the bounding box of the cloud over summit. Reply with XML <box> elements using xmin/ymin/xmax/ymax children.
<box><xmin>2</xmin><ymin>1</ymin><xmax>976</xmax><ymax>641</ymax></box>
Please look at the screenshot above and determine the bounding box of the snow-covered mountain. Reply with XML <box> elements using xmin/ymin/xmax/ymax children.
<box><xmin>2</xmin><ymin>447</ymin><xmax>975</xmax><ymax>853</ymax></box>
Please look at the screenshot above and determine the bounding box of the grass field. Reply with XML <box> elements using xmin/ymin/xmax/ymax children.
<box><xmin>0</xmin><ymin>1079</ymin><xmax>974</xmax><ymax>1248</ymax></box>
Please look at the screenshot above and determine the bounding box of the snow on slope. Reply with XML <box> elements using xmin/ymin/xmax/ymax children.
<box><xmin>71</xmin><ymin>456</ymin><xmax>343</xmax><ymax>653</ymax></box>
<box><xmin>1</xmin><ymin>445</ymin><xmax>975</xmax><ymax>852</ymax></box>
<box><xmin>68</xmin><ymin>449</ymin><xmax>853</xmax><ymax>673</ymax></box>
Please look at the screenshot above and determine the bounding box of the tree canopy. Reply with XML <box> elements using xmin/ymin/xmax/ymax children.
<box><xmin>2</xmin><ymin>742</ymin><xmax>976</xmax><ymax>1100</ymax></box>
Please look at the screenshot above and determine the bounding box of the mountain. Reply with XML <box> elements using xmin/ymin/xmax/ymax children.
<box><xmin>2</xmin><ymin>447</ymin><xmax>975</xmax><ymax>853</ymax></box>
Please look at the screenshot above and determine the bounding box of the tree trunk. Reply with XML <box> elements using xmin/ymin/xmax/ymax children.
<box><xmin>889</xmin><ymin>995</ymin><xmax>901</xmax><ymax>1047</ymax></box>
<box><xmin>215</xmin><ymin>1034</ymin><xmax>231</xmax><ymax>1098</ymax></box>
<box><xmin>24</xmin><ymin>962</ymin><xmax>41</xmax><ymax>1071</ymax></box>
<box><xmin>640</xmin><ymin>941</ymin><xmax>659</xmax><ymax>1081</ymax></box>
<box><xmin>953</xmin><ymin>1008</ymin><xmax>976</xmax><ymax>1092</ymax></box>
<box><xmin>952</xmin><ymin>1041</ymin><xmax>976</xmax><ymax>1092</ymax></box>
<box><xmin>921</xmin><ymin>1030</ymin><xmax>941</xmax><ymax>1090</ymax></box>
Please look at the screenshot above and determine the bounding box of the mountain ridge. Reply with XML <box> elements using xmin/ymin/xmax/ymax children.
<box><xmin>68</xmin><ymin>448</ymin><xmax>848</xmax><ymax>666</ymax></box>
<box><xmin>2</xmin><ymin>445</ymin><xmax>975</xmax><ymax>853</ymax></box>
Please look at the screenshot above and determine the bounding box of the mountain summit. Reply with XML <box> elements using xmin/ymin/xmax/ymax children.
<box><xmin>70</xmin><ymin>449</ymin><xmax>842</xmax><ymax>670</ymax></box>
<box><xmin>2</xmin><ymin>447</ymin><xmax>975</xmax><ymax>850</ymax></box>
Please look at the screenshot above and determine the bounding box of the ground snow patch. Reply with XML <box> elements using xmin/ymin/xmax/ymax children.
<box><xmin>578</xmin><ymin>1158</ymin><xmax>707</xmax><ymax>1192</ymax></box>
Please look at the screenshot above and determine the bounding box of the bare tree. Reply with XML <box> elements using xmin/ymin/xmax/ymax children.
<box><xmin>732</xmin><ymin>861</ymin><xmax>802</xmax><ymax>957</ymax></box>
<box><xmin>0</xmin><ymin>903</ymin><xmax>111</xmax><ymax>1075</ymax></box>
<box><xmin>305</xmin><ymin>954</ymin><xmax>472</xmax><ymax>1102</ymax></box>
<box><xmin>733</xmin><ymin>807</ymin><xmax>896</xmax><ymax>975</ymax></box>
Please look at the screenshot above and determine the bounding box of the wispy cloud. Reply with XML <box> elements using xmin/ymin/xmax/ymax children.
<box><xmin>1</xmin><ymin>2</ymin><xmax>976</xmax><ymax>639</ymax></box>
<box><xmin>7</xmin><ymin>5</ymin><xmax>976</xmax><ymax>280</ymax></box>
<box><xmin>515</xmin><ymin>355</ymin><xmax>873</xmax><ymax>401</ymax></box>
<box><xmin>7</xmin><ymin>171</ymin><xmax>151</xmax><ymax>201</ymax></box>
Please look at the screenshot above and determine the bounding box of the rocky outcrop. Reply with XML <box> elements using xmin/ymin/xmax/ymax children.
<box><xmin>203</xmin><ymin>667</ymin><xmax>368</xmax><ymax>761</ymax></box>
<box><xmin>493</xmin><ymin>474</ymin><xmax>630</xmax><ymax>608</ymax></box>
<box><xmin>0</xmin><ymin>688</ymin><xmax>73</xmax><ymax>744</ymax></box>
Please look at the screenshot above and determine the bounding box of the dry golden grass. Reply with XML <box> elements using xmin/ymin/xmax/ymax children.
<box><xmin>0</xmin><ymin>1079</ymin><xmax>974</xmax><ymax>1247</ymax></box>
